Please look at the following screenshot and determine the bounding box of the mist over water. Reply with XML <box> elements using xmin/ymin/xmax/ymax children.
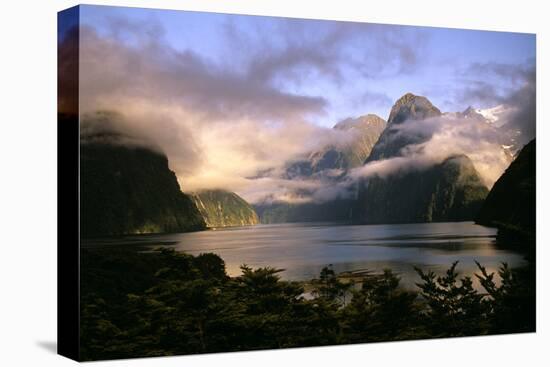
<box><xmin>83</xmin><ymin>222</ymin><xmax>526</xmax><ymax>289</ymax></box>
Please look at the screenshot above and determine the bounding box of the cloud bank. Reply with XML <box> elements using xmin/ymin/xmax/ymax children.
<box><xmin>75</xmin><ymin>15</ymin><xmax>432</xmax><ymax>202</ymax></box>
<box><xmin>72</xmin><ymin>13</ymin><xmax>535</xmax><ymax>205</ymax></box>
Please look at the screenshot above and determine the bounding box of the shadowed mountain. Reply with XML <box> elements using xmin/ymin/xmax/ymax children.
<box><xmin>354</xmin><ymin>155</ymin><xmax>488</xmax><ymax>224</ymax></box>
<box><xmin>190</xmin><ymin>189</ymin><xmax>259</xmax><ymax>228</ymax></box>
<box><xmin>476</xmin><ymin>139</ymin><xmax>535</xmax><ymax>242</ymax></box>
<box><xmin>353</xmin><ymin>93</ymin><xmax>488</xmax><ymax>224</ymax></box>
<box><xmin>80</xmin><ymin>114</ymin><xmax>206</xmax><ymax>237</ymax></box>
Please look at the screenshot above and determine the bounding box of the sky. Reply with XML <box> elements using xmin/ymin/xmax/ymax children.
<box><xmin>61</xmin><ymin>5</ymin><xmax>536</xmax><ymax>202</ymax></box>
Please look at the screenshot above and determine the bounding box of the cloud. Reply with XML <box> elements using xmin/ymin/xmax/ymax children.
<box><xmin>77</xmin><ymin>15</ymin><xmax>428</xmax><ymax>201</ymax></box>
<box><xmin>222</xmin><ymin>18</ymin><xmax>430</xmax><ymax>88</ymax></box>
<box><xmin>79</xmin><ymin>24</ymin><xmax>326</xmax><ymax>122</ymax></box>
<box><xmin>240</xmin><ymin>177</ymin><xmax>326</xmax><ymax>204</ymax></box>
<box><xmin>466</xmin><ymin>61</ymin><xmax>533</xmax><ymax>84</ymax></box>
<box><xmin>500</xmin><ymin>66</ymin><xmax>536</xmax><ymax>145</ymax></box>
<box><xmin>282</xmin><ymin>113</ymin><xmax>516</xmax><ymax>205</ymax></box>
<box><xmin>452</xmin><ymin>61</ymin><xmax>535</xmax><ymax>146</ymax></box>
<box><xmin>351</xmin><ymin>114</ymin><xmax>513</xmax><ymax>187</ymax></box>
<box><xmin>78</xmin><ymin>21</ymin><xmax>348</xmax><ymax>199</ymax></box>
<box><xmin>76</xmin><ymin>15</ymin><xmax>533</xmax><ymax>206</ymax></box>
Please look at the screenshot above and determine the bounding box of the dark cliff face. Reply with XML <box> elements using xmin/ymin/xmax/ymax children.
<box><xmin>353</xmin><ymin>94</ymin><xmax>488</xmax><ymax>224</ymax></box>
<box><xmin>476</xmin><ymin>139</ymin><xmax>535</xmax><ymax>239</ymax></box>
<box><xmin>80</xmin><ymin>134</ymin><xmax>206</xmax><ymax>237</ymax></box>
<box><xmin>353</xmin><ymin>155</ymin><xmax>488</xmax><ymax>224</ymax></box>
<box><xmin>190</xmin><ymin>189</ymin><xmax>259</xmax><ymax>228</ymax></box>
<box><xmin>366</xmin><ymin>93</ymin><xmax>441</xmax><ymax>163</ymax></box>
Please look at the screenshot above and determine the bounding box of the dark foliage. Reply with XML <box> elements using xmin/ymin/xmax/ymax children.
<box><xmin>80</xmin><ymin>248</ymin><xmax>535</xmax><ymax>361</ymax></box>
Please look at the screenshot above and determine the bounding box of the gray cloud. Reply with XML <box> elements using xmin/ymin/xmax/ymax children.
<box><xmin>222</xmin><ymin>18</ymin><xmax>430</xmax><ymax>88</ymax></box>
<box><xmin>80</xmin><ymin>24</ymin><xmax>327</xmax><ymax>123</ymax></box>
<box><xmin>500</xmin><ymin>66</ymin><xmax>536</xmax><ymax>145</ymax></box>
<box><xmin>446</xmin><ymin>61</ymin><xmax>535</xmax><ymax>147</ymax></box>
<box><xmin>466</xmin><ymin>61</ymin><xmax>533</xmax><ymax>84</ymax></box>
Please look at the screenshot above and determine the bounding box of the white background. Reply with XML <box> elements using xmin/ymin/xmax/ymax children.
<box><xmin>0</xmin><ymin>0</ymin><xmax>548</xmax><ymax>365</ymax></box>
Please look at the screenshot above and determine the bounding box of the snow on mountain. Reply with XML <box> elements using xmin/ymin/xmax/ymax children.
<box><xmin>475</xmin><ymin>105</ymin><xmax>514</xmax><ymax>127</ymax></box>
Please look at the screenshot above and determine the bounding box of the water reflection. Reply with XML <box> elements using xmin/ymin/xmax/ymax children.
<box><xmin>83</xmin><ymin>221</ymin><xmax>526</xmax><ymax>289</ymax></box>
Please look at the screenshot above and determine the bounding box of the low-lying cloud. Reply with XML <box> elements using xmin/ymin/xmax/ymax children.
<box><xmin>264</xmin><ymin>114</ymin><xmax>515</xmax><ymax>205</ymax></box>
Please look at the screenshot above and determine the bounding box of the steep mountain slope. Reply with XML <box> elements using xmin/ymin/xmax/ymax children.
<box><xmin>190</xmin><ymin>190</ymin><xmax>259</xmax><ymax>228</ymax></box>
<box><xmin>354</xmin><ymin>155</ymin><xmax>488</xmax><ymax>224</ymax></box>
<box><xmin>80</xmin><ymin>121</ymin><xmax>206</xmax><ymax>237</ymax></box>
<box><xmin>354</xmin><ymin>93</ymin><xmax>489</xmax><ymax>224</ymax></box>
<box><xmin>476</xmin><ymin>139</ymin><xmax>535</xmax><ymax>240</ymax></box>
<box><xmin>366</xmin><ymin>93</ymin><xmax>441</xmax><ymax>163</ymax></box>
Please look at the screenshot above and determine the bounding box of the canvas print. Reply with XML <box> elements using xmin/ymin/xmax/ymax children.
<box><xmin>58</xmin><ymin>4</ymin><xmax>536</xmax><ymax>361</ymax></box>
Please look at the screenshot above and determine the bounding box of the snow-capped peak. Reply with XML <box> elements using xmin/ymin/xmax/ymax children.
<box><xmin>475</xmin><ymin>105</ymin><xmax>513</xmax><ymax>127</ymax></box>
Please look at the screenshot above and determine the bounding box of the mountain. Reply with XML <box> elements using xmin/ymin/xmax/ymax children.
<box><xmin>286</xmin><ymin>114</ymin><xmax>386</xmax><ymax>179</ymax></box>
<box><xmin>366</xmin><ymin>93</ymin><xmax>441</xmax><ymax>162</ymax></box>
<box><xmin>475</xmin><ymin>104</ymin><xmax>513</xmax><ymax>127</ymax></box>
<box><xmin>313</xmin><ymin>114</ymin><xmax>387</xmax><ymax>172</ymax></box>
<box><xmin>80</xmin><ymin>117</ymin><xmax>206</xmax><ymax>237</ymax></box>
<box><xmin>353</xmin><ymin>93</ymin><xmax>488</xmax><ymax>224</ymax></box>
<box><xmin>258</xmin><ymin>114</ymin><xmax>385</xmax><ymax>223</ymax></box>
<box><xmin>190</xmin><ymin>190</ymin><xmax>259</xmax><ymax>228</ymax></box>
<box><xmin>354</xmin><ymin>155</ymin><xmax>488</xmax><ymax>224</ymax></box>
<box><xmin>476</xmin><ymin>139</ymin><xmax>535</xmax><ymax>241</ymax></box>
<box><xmin>458</xmin><ymin>105</ymin><xmax>520</xmax><ymax>158</ymax></box>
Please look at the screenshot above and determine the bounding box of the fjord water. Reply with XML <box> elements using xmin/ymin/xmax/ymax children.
<box><xmin>84</xmin><ymin>221</ymin><xmax>526</xmax><ymax>288</ymax></box>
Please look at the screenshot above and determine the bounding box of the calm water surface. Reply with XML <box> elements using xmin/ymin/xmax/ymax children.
<box><xmin>84</xmin><ymin>222</ymin><xmax>526</xmax><ymax>289</ymax></box>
